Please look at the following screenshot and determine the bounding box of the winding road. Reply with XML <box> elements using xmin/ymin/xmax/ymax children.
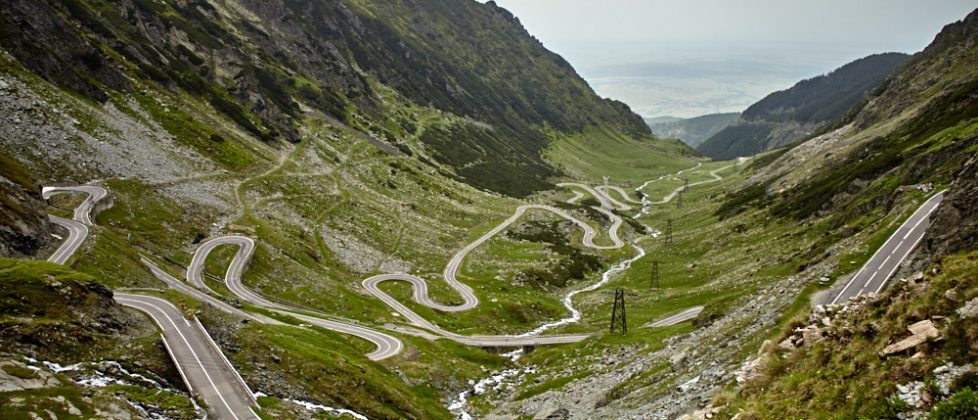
<box><xmin>42</xmin><ymin>186</ymin><xmax>261</xmax><ymax>419</ymax></box>
<box><xmin>173</xmin><ymin>235</ymin><xmax>404</xmax><ymax>361</ymax></box>
<box><xmin>829</xmin><ymin>191</ymin><xmax>946</xmax><ymax>304</ymax></box>
<box><xmin>43</xmin><ymin>185</ymin><xmax>109</xmax><ymax>264</ymax></box>
<box><xmin>42</xmin><ymin>185</ymin><xmax>110</xmax><ymax>226</ymax></box>
<box><xmin>38</xmin><ymin>161</ymin><xmax>741</xmax><ymax>417</ymax></box>
<box><xmin>647</xmin><ymin>163</ymin><xmax>734</xmax><ymax>206</ymax></box>
<box><xmin>46</xmin><ymin>215</ymin><xmax>87</xmax><ymax>265</ymax></box>
<box><xmin>37</xmin><ymin>159</ymin><xmax>952</xmax><ymax>419</ymax></box>
<box><xmin>360</xmin><ymin>201</ymin><xmax>633</xmax><ymax>346</ymax></box>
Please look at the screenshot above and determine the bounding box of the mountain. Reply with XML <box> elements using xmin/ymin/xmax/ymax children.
<box><xmin>698</xmin><ymin>52</ymin><xmax>911</xmax><ymax>159</ymax></box>
<box><xmin>647</xmin><ymin>112</ymin><xmax>739</xmax><ymax>148</ymax></box>
<box><xmin>645</xmin><ymin>116</ymin><xmax>683</xmax><ymax>125</ymax></box>
<box><xmin>0</xmin><ymin>0</ymin><xmax>698</xmax><ymax>418</ymax></box>
<box><xmin>708</xmin><ymin>8</ymin><xmax>978</xmax><ymax>418</ymax></box>
<box><xmin>3</xmin><ymin>1</ymin><xmax>975</xmax><ymax>419</ymax></box>
<box><xmin>0</xmin><ymin>0</ymin><xmax>662</xmax><ymax>197</ymax></box>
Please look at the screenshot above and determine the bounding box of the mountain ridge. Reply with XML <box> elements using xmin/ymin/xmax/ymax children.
<box><xmin>698</xmin><ymin>52</ymin><xmax>910</xmax><ymax>159</ymax></box>
<box><xmin>647</xmin><ymin>112</ymin><xmax>739</xmax><ymax>148</ymax></box>
<box><xmin>0</xmin><ymin>0</ymin><xmax>665</xmax><ymax>197</ymax></box>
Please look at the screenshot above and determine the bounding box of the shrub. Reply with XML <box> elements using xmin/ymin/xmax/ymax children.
<box><xmin>930</xmin><ymin>388</ymin><xmax>978</xmax><ymax>419</ymax></box>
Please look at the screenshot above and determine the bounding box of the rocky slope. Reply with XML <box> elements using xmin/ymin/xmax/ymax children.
<box><xmin>0</xmin><ymin>0</ymin><xmax>660</xmax><ymax>197</ymax></box>
<box><xmin>478</xmin><ymin>8</ymin><xmax>978</xmax><ymax>419</ymax></box>
<box><xmin>723</xmin><ymin>243</ymin><xmax>978</xmax><ymax>418</ymax></box>
<box><xmin>0</xmin><ymin>149</ymin><xmax>54</xmax><ymax>258</ymax></box>
<box><xmin>698</xmin><ymin>52</ymin><xmax>909</xmax><ymax>159</ymax></box>
<box><xmin>0</xmin><ymin>258</ymin><xmax>198</xmax><ymax>418</ymax></box>
<box><xmin>681</xmin><ymin>8</ymin><xmax>978</xmax><ymax>419</ymax></box>
<box><xmin>916</xmin><ymin>155</ymin><xmax>978</xmax><ymax>264</ymax></box>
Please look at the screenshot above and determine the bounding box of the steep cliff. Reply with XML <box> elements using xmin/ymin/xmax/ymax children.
<box><xmin>0</xmin><ymin>150</ymin><xmax>53</xmax><ymax>258</ymax></box>
<box><xmin>0</xmin><ymin>0</ymin><xmax>659</xmax><ymax>196</ymax></box>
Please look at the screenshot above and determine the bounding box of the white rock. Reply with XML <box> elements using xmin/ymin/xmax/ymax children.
<box><xmin>677</xmin><ymin>376</ymin><xmax>700</xmax><ymax>393</ymax></box>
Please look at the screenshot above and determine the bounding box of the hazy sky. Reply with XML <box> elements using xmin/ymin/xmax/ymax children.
<box><xmin>481</xmin><ymin>0</ymin><xmax>977</xmax><ymax>118</ymax></box>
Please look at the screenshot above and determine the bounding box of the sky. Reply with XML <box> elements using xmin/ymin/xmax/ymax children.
<box><xmin>481</xmin><ymin>0</ymin><xmax>977</xmax><ymax>118</ymax></box>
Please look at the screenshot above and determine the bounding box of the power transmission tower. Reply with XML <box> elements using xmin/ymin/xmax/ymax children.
<box><xmin>676</xmin><ymin>191</ymin><xmax>684</xmax><ymax>208</ymax></box>
<box><xmin>650</xmin><ymin>260</ymin><xmax>660</xmax><ymax>289</ymax></box>
<box><xmin>664</xmin><ymin>219</ymin><xmax>673</xmax><ymax>247</ymax></box>
<box><xmin>683</xmin><ymin>178</ymin><xmax>689</xmax><ymax>192</ymax></box>
<box><xmin>610</xmin><ymin>289</ymin><xmax>627</xmax><ymax>334</ymax></box>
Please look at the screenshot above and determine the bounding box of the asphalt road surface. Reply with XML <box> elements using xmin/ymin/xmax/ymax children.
<box><xmin>46</xmin><ymin>215</ymin><xmax>88</xmax><ymax>264</ymax></box>
<box><xmin>650</xmin><ymin>164</ymin><xmax>733</xmax><ymax>206</ymax></box>
<box><xmin>43</xmin><ymin>186</ymin><xmax>261</xmax><ymax>417</ymax></box>
<box><xmin>43</xmin><ymin>186</ymin><xmax>110</xmax><ymax>264</ymax></box>
<box><xmin>830</xmin><ymin>191</ymin><xmax>946</xmax><ymax>305</ymax></box>
<box><xmin>115</xmin><ymin>294</ymin><xmax>260</xmax><ymax>420</ymax></box>
<box><xmin>140</xmin><ymin>256</ymin><xmax>280</xmax><ymax>325</ymax></box>
<box><xmin>596</xmin><ymin>185</ymin><xmax>644</xmax><ymax>209</ymax></box>
<box><xmin>42</xmin><ymin>185</ymin><xmax>109</xmax><ymax>226</ymax></box>
<box><xmin>644</xmin><ymin>306</ymin><xmax>704</xmax><ymax>328</ymax></box>
<box><xmin>360</xmin><ymin>198</ymin><xmax>646</xmax><ymax>347</ymax></box>
<box><xmin>557</xmin><ymin>182</ymin><xmax>621</xmax><ymax>210</ymax></box>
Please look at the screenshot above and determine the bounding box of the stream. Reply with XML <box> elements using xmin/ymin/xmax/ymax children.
<box><xmin>448</xmin><ymin>243</ymin><xmax>647</xmax><ymax>419</ymax></box>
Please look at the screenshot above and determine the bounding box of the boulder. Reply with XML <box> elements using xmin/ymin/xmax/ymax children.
<box><xmin>881</xmin><ymin>320</ymin><xmax>941</xmax><ymax>356</ymax></box>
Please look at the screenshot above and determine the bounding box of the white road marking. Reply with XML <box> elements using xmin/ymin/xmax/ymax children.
<box><xmin>117</xmin><ymin>295</ymin><xmax>242</xmax><ymax>420</ymax></box>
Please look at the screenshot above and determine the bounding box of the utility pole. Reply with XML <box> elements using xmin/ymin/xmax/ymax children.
<box><xmin>650</xmin><ymin>260</ymin><xmax>660</xmax><ymax>289</ymax></box>
<box><xmin>610</xmin><ymin>288</ymin><xmax>627</xmax><ymax>335</ymax></box>
<box><xmin>665</xmin><ymin>219</ymin><xmax>673</xmax><ymax>247</ymax></box>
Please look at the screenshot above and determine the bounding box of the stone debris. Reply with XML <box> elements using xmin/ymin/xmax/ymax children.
<box><xmin>0</xmin><ymin>361</ymin><xmax>61</xmax><ymax>392</ymax></box>
<box><xmin>896</xmin><ymin>381</ymin><xmax>929</xmax><ymax>409</ymax></box>
<box><xmin>679</xmin><ymin>405</ymin><xmax>724</xmax><ymax>420</ymax></box>
<box><xmin>933</xmin><ymin>362</ymin><xmax>975</xmax><ymax>396</ymax></box>
<box><xmin>880</xmin><ymin>320</ymin><xmax>942</xmax><ymax>356</ymax></box>
<box><xmin>670</xmin><ymin>348</ymin><xmax>689</xmax><ymax>369</ymax></box>
<box><xmin>944</xmin><ymin>288</ymin><xmax>960</xmax><ymax>302</ymax></box>
<box><xmin>957</xmin><ymin>296</ymin><xmax>978</xmax><ymax>319</ymax></box>
<box><xmin>677</xmin><ymin>376</ymin><xmax>701</xmax><ymax>393</ymax></box>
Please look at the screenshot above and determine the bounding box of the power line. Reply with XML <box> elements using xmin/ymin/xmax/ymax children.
<box><xmin>610</xmin><ymin>288</ymin><xmax>627</xmax><ymax>335</ymax></box>
<box><xmin>664</xmin><ymin>219</ymin><xmax>673</xmax><ymax>247</ymax></box>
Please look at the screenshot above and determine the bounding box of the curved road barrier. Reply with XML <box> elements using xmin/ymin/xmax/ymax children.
<box><xmin>644</xmin><ymin>306</ymin><xmax>704</xmax><ymax>328</ymax></box>
<box><xmin>42</xmin><ymin>185</ymin><xmax>111</xmax><ymax>226</ymax></box>
<box><xmin>116</xmin><ymin>294</ymin><xmax>260</xmax><ymax>420</ymax></box>
<box><xmin>43</xmin><ymin>185</ymin><xmax>110</xmax><ymax>264</ymax></box>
